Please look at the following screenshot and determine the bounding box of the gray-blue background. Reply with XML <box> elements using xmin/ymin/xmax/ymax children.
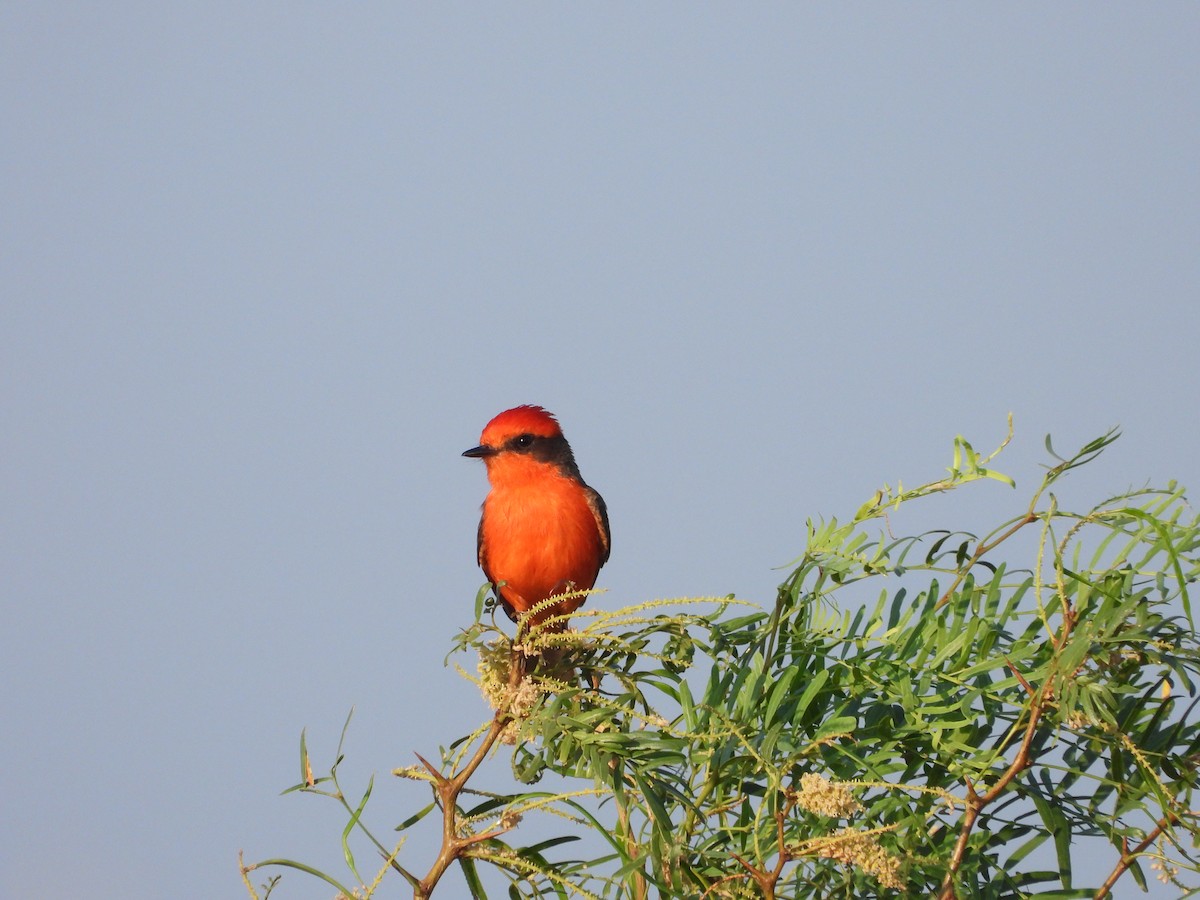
<box><xmin>3</xmin><ymin>6</ymin><xmax>1197</xmax><ymax>897</ymax></box>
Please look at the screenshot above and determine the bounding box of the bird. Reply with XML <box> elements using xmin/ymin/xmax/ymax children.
<box><xmin>463</xmin><ymin>405</ymin><xmax>610</xmax><ymax>632</ymax></box>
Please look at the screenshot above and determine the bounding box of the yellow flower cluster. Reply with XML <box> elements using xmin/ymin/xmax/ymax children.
<box><xmin>477</xmin><ymin>640</ymin><xmax>516</xmax><ymax>710</ymax></box>
<box><xmin>477</xmin><ymin>640</ymin><xmax>544</xmax><ymax>744</ymax></box>
<box><xmin>795</xmin><ymin>773</ymin><xmax>862</xmax><ymax>819</ymax></box>
<box><xmin>791</xmin><ymin>774</ymin><xmax>905</xmax><ymax>888</ymax></box>
<box><xmin>816</xmin><ymin>828</ymin><xmax>903</xmax><ymax>890</ymax></box>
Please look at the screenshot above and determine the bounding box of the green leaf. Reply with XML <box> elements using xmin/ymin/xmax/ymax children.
<box><xmin>474</xmin><ymin>580</ymin><xmax>493</xmax><ymax>623</ymax></box>
<box><xmin>459</xmin><ymin>855</ymin><xmax>488</xmax><ymax>898</ymax></box>
<box><xmin>762</xmin><ymin>667</ymin><xmax>798</xmax><ymax>727</ymax></box>
<box><xmin>341</xmin><ymin>773</ymin><xmax>373</xmax><ymax>881</ymax></box>
<box><xmin>790</xmin><ymin>668</ymin><xmax>830</xmax><ymax>726</ymax></box>
<box><xmin>814</xmin><ymin>715</ymin><xmax>857</xmax><ymax>741</ymax></box>
<box><xmin>395</xmin><ymin>801</ymin><xmax>436</xmax><ymax>832</ymax></box>
<box><xmin>248</xmin><ymin>858</ymin><xmax>357</xmax><ymax>898</ymax></box>
<box><xmin>522</xmin><ymin>835</ymin><xmax>582</xmax><ymax>854</ymax></box>
<box><xmin>633</xmin><ymin>770</ymin><xmax>673</xmax><ymax>837</ymax></box>
<box><xmin>1029</xmin><ymin>789</ymin><xmax>1072</xmax><ymax>888</ymax></box>
<box><xmin>299</xmin><ymin>727</ymin><xmax>310</xmax><ymax>787</ymax></box>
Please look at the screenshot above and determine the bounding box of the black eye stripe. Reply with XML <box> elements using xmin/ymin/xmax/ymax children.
<box><xmin>501</xmin><ymin>433</ymin><xmax>582</xmax><ymax>479</ymax></box>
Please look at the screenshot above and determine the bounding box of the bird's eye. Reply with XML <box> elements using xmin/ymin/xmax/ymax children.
<box><xmin>514</xmin><ymin>434</ymin><xmax>535</xmax><ymax>449</ymax></box>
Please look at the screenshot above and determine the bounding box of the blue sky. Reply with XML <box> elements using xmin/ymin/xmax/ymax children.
<box><xmin>3</xmin><ymin>6</ymin><xmax>1198</xmax><ymax>898</ymax></box>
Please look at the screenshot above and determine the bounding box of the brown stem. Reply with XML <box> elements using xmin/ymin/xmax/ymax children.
<box><xmin>937</xmin><ymin>513</ymin><xmax>1037</xmax><ymax>609</ymax></box>
<box><xmin>726</xmin><ymin>794</ymin><xmax>796</xmax><ymax>900</ymax></box>
<box><xmin>730</xmin><ymin>852</ymin><xmax>775</xmax><ymax>900</ymax></box>
<box><xmin>769</xmin><ymin>805</ymin><xmax>790</xmax><ymax>883</ymax></box>
<box><xmin>766</xmin><ymin>792</ymin><xmax>799</xmax><ymax>890</ymax></box>
<box><xmin>938</xmin><ymin>499</ymin><xmax>1085</xmax><ymax>897</ymax></box>
<box><xmin>1093</xmin><ymin>815</ymin><xmax>1174</xmax><ymax>899</ymax></box>
<box><xmin>414</xmin><ymin>651</ymin><xmax>523</xmax><ymax>899</ymax></box>
<box><xmin>614</xmin><ymin>773</ymin><xmax>648</xmax><ymax>900</ymax></box>
<box><xmin>938</xmin><ymin>684</ymin><xmax>1046</xmax><ymax>899</ymax></box>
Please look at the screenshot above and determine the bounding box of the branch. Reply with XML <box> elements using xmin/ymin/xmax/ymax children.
<box><xmin>730</xmin><ymin>852</ymin><xmax>776</xmax><ymax>900</ymax></box>
<box><xmin>414</xmin><ymin>649</ymin><xmax>524</xmax><ymax>899</ymax></box>
<box><xmin>725</xmin><ymin>793</ymin><xmax>797</xmax><ymax>900</ymax></box>
<box><xmin>937</xmin><ymin>682</ymin><xmax>1046</xmax><ymax>899</ymax></box>
<box><xmin>937</xmin><ymin>512</ymin><xmax>1037</xmax><ymax>609</ymax></box>
<box><xmin>1093</xmin><ymin>815</ymin><xmax>1175</xmax><ymax>899</ymax></box>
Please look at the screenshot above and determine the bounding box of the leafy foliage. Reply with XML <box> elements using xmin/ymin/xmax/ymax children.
<box><xmin>243</xmin><ymin>424</ymin><xmax>1200</xmax><ymax>899</ymax></box>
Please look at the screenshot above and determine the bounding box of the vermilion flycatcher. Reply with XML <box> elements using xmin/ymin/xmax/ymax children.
<box><xmin>463</xmin><ymin>405</ymin><xmax>610</xmax><ymax>629</ymax></box>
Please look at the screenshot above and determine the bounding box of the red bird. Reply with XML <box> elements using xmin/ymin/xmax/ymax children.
<box><xmin>463</xmin><ymin>405</ymin><xmax>610</xmax><ymax>630</ymax></box>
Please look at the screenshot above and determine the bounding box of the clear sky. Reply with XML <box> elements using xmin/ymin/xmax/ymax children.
<box><xmin>3</xmin><ymin>6</ymin><xmax>1198</xmax><ymax>899</ymax></box>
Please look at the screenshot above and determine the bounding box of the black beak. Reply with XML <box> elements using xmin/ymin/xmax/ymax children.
<box><xmin>462</xmin><ymin>445</ymin><xmax>496</xmax><ymax>459</ymax></box>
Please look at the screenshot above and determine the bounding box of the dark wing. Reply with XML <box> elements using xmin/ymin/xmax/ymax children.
<box><xmin>584</xmin><ymin>485</ymin><xmax>611</xmax><ymax>567</ymax></box>
<box><xmin>476</xmin><ymin>514</ymin><xmax>490</xmax><ymax>577</ymax></box>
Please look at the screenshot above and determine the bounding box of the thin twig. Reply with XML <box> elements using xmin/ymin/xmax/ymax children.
<box><xmin>938</xmin><ymin>681</ymin><xmax>1046</xmax><ymax>899</ymax></box>
<box><xmin>939</xmin><ymin>527</ymin><xmax>1091</xmax><ymax>899</ymax></box>
<box><xmin>730</xmin><ymin>852</ymin><xmax>774</xmax><ymax>900</ymax></box>
<box><xmin>937</xmin><ymin>512</ymin><xmax>1037</xmax><ymax>609</ymax></box>
<box><xmin>1093</xmin><ymin>815</ymin><xmax>1174</xmax><ymax>899</ymax></box>
<box><xmin>414</xmin><ymin>650</ymin><xmax>523</xmax><ymax>899</ymax></box>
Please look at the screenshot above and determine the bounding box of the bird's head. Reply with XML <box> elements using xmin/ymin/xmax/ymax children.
<box><xmin>462</xmin><ymin>405</ymin><xmax>580</xmax><ymax>481</ymax></box>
